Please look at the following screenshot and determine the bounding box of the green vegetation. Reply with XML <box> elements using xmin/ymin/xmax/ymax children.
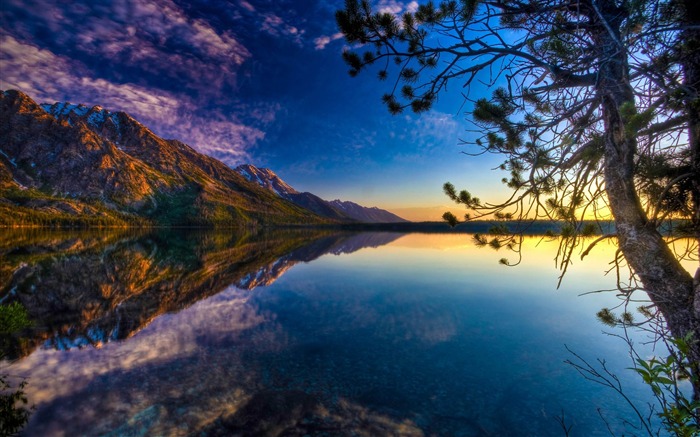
<box><xmin>145</xmin><ymin>185</ymin><xmax>202</xmax><ymax>226</ymax></box>
<box><xmin>0</xmin><ymin>376</ymin><xmax>31</xmax><ymax>436</ymax></box>
<box><xmin>632</xmin><ymin>337</ymin><xmax>699</xmax><ymax>436</ymax></box>
<box><xmin>0</xmin><ymin>302</ymin><xmax>33</xmax><ymax>435</ymax></box>
<box><xmin>0</xmin><ymin>302</ymin><xmax>31</xmax><ymax>336</ymax></box>
<box><xmin>0</xmin><ymin>182</ymin><xmax>327</xmax><ymax>229</ymax></box>
<box><xmin>0</xmin><ymin>187</ymin><xmax>145</xmax><ymax>228</ymax></box>
<box><xmin>571</xmin><ymin>307</ymin><xmax>700</xmax><ymax>435</ymax></box>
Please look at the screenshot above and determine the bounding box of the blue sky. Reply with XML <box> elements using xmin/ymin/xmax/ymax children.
<box><xmin>0</xmin><ymin>0</ymin><xmax>507</xmax><ymax>220</ymax></box>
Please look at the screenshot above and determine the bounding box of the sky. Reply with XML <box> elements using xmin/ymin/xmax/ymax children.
<box><xmin>0</xmin><ymin>0</ymin><xmax>509</xmax><ymax>221</ymax></box>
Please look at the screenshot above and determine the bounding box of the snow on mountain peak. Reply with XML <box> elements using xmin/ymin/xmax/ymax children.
<box><xmin>234</xmin><ymin>164</ymin><xmax>299</xmax><ymax>198</ymax></box>
<box><xmin>41</xmin><ymin>102</ymin><xmax>89</xmax><ymax>117</ymax></box>
<box><xmin>41</xmin><ymin>101</ymin><xmax>121</xmax><ymax>130</ymax></box>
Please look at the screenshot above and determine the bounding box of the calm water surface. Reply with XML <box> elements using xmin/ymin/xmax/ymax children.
<box><xmin>0</xmin><ymin>230</ymin><xmax>671</xmax><ymax>436</ymax></box>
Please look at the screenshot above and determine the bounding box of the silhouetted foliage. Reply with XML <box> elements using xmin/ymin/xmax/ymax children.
<box><xmin>0</xmin><ymin>302</ymin><xmax>33</xmax><ymax>434</ymax></box>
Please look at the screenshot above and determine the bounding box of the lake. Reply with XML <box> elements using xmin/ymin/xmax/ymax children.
<box><xmin>0</xmin><ymin>229</ymin><xmax>677</xmax><ymax>436</ymax></box>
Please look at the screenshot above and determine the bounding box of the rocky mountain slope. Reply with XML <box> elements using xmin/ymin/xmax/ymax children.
<box><xmin>0</xmin><ymin>90</ymin><xmax>326</xmax><ymax>227</ymax></box>
<box><xmin>326</xmin><ymin>198</ymin><xmax>408</xmax><ymax>223</ymax></box>
<box><xmin>236</xmin><ymin>164</ymin><xmax>350</xmax><ymax>220</ymax></box>
<box><xmin>235</xmin><ymin>164</ymin><xmax>407</xmax><ymax>223</ymax></box>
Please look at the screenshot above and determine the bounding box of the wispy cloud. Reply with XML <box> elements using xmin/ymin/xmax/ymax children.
<box><xmin>1</xmin><ymin>0</ymin><xmax>251</xmax><ymax>96</ymax></box>
<box><xmin>0</xmin><ymin>34</ymin><xmax>181</xmax><ymax>115</ymax></box>
<box><xmin>239</xmin><ymin>0</ymin><xmax>255</xmax><ymax>12</ymax></box>
<box><xmin>174</xmin><ymin>116</ymin><xmax>264</xmax><ymax>164</ymax></box>
<box><xmin>261</xmin><ymin>13</ymin><xmax>306</xmax><ymax>46</ymax></box>
<box><xmin>411</xmin><ymin>111</ymin><xmax>461</xmax><ymax>147</ymax></box>
<box><xmin>313</xmin><ymin>32</ymin><xmax>344</xmax><ymax>50</ymax></box>
<box><xmin>377</xmin><ymin>0</ymin><xmax>419</xmax><ymax>15</ymax></box>
<box><xmin>384</xmin><ymin>111</ymin><xmax>461</xmax><ymax>164</ymax></box>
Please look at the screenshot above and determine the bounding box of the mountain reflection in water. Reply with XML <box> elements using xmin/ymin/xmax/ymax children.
<box><xmin>1</xmin><ymin>230</ymin><xmax>659</xmax><ymax>436</ymax></box>
<box><xmin>0</xmin><ymin>229</ymin><xmax>403</xmax><ymax>359</ymax></box>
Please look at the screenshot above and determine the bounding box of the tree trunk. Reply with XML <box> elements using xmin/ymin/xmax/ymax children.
<box><xmin>592</xmin><ymin>0</ymin><xmax>699</xmax><ymax>398</ymax></box>
<box><xmin>680</xmin><ymin>0</ymin><xmax>700</xmax><ymax>326</ymax></box>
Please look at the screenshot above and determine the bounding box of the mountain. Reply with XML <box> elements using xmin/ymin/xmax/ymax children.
<box><xmin>236</xmin><ymin>164</ymin><xmax>350</xmax><ymax>220</ymax></box>
<box><xmin>0</xmin><ymin>90</ymin><xmax>327</xmax><ymax>227</ymax></box>
<box><xmin>235</xmin><ymin>164</ymin><xmax>408</xmax><ymax>223</ymax></box>
<box><xmin>326</xmin><ymin>199</ymin><xmax>408</xmax><ymax>223</ymax></box>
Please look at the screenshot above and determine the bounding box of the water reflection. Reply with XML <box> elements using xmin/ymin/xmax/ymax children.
<box><xmin>0</xmin><ymin>229</ymin><xmax>402</xmax><ymax>359</ymax></box>
<box><xmin>1</xmin><ymin>231</ymin><xmax>659</xmax><ymax>436</ymax></box>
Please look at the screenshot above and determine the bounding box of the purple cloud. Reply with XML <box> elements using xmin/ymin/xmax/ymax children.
<box><xmin>2</xmin><ymin>0</ymin><xmax>251</xmax><ymax>97</ymax></box>
<box><xmin>239</xmin><ymin>1</ymin><xmax>256</xmax><ymax>12</ymax></box>
<box><xmin>260</xmin><ymin>13</ymin><xmax>306</xmax><ymax>46</ymax></box>
<box><xmin>377</xmin><ymin>0</ymin><xmax>419</xmax><ymax>15</ymax></box>
<box><xmin>313</xmin><ymin>32</ymin><xmax>344</xmax><ymax>50</ymax></box>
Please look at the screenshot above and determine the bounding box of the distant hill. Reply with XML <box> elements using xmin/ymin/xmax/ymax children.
<box><xmin>326</xmin><ymin>199</ymin><xmax>408</xmax><ymax>223</ymax></box>
<box><xmin>235</xmin><ymin>164</ymin><xmax>408</xmax><ymax>223</ymax></box>
<box><xmin>235</xmin><ymin>164</ymin><xmax>350</xmax><ymax>220</ymax></box>
<box><xmin>0</xmin><ymin>90</ymin><xmax>328</xmax><ymax>227</ymax></box>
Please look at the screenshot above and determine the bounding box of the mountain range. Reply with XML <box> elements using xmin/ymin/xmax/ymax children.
<box><xmin>0</xmin><ymin>90</ymin><xmax>406</xmax><ymax>227</ymax></box>
<box><xmin>234</xmin><ymin>164</ymin><xmax>406</xmax><ymax>223</ymax></box>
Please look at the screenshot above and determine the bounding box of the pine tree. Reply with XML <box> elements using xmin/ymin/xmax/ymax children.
<box><xmin>338</xmin><ymin>0</ymin><xmax>700</xmax><ymax>398</ymax></box>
